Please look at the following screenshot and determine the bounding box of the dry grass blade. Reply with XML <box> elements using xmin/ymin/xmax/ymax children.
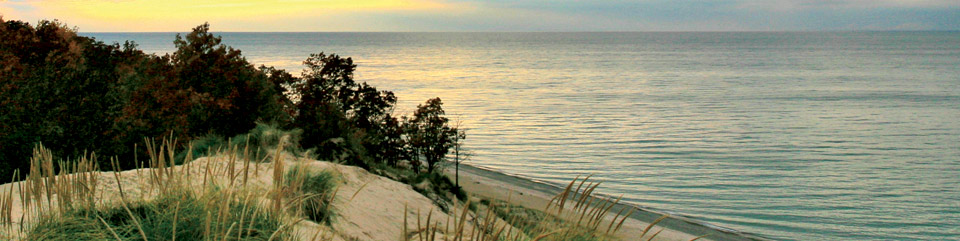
<box><xmin>456</xmin><ymin>200</ymin><xmax>471</xmax><ymax>241</ymax></box>
<box><xmin>431</xmin><ymin>222</ymin><xmax>439</xmax><ymax>241</ymax></box>
<box><xmin>646</xmin><ymin>228</ymin><xmax>664</xmax><ymax>241</ymax></box>
<box><xmin>576</xmin><ymin>195</ymin><xmax>596</xmax><ymax>226</ymax></box>
<box><xmin>223</xmin><ymin>222</ymin><xmax>238</xmax><ymax>241</ymax></box>
<box><xmin>403</xmin><ymin>204</ymin><xmax>409</xmax><ymax>241</ymax></box>
<box><xmin>613</xmin><ymin>207</ymin><xmax>637</xmax><ymax>233</ymax></box>
<box><xmin>272</xmin><ymin>143</ymin><xmax>286</xmax><ymax>213</ymax></box>
<box><xmin>689</xmin><ymin>234</ymin><xmax>709</xmax><ymax>241</ymax></box>
<box><xmin>531</xmin><ymin>230</ymin><xmax>558</xmax><ymax>241</ymax></box>
<box><xmin>591</xmin><ymin>194</ymin><xmax>622</xmax><ymax>229</ymax></box>
<box><xmin>113</xmin><ymin>158</ymin><xmax>148</xmax><ymax>240</ymax></box>
<box><xmin>97</xmin><ymin>214</ymin><xmax>124</xmax><ymax>241</ymax></box>
<box><xmin>424</xmin><ymin>208</ymin><xmax>433</xmax><ymax>241</ymax></box>
<box><xmin>606</xmin><ymin>206</ymin><xmax>630</xmax><ymax>234</ymax></box>
<box><xmin>550</xmin><ymin>175</ymin><xmax>579</xmax><ymax>212</ymax></box>
<box><xmin>173</xmin><ymin>200</ymin><xmax>181</xmax><ymax>241</ymax></box>
<box><xmin>416</xmin><ymin>209</ymin><xmax>423</xmax><ymax>241</ymax></box>
<box><xmin>349</xmin><ymin>181</ymin><xmax>370</xmax><ymax>202</ymax></box>
<box><xmin>122</xmin><ymin>199</ymin><xmax>149</xmax><ymax>241</ymax></box>
<box><xmin>572</xmin><ymin>175</ymin><xmax>592</xmax><ymax>202</ymax></box>
<box><xmin>576</xmin><ymin>181</ymin><xmax>602</xmax><ymax>212</ymax></box>
<box><xmin>0</xmin><ymin>170</ymin><xmax>17</xmax><ymax>225</ymax></box>
<box><xmin>640</xmin><ymin>214</ymin><xmax>670</xmax><ymax>238</ymax></box>
<box><xmin>268</xmin><ymin>218</ymin><xmax>304</xmax><ymax>241</ymax></box>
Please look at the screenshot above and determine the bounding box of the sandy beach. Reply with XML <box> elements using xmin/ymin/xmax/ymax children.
<box><xmin>0</xmin><ymin>150</ymin><xmax>770</xmax><ymax>241</ymax></box>
<box><xmin>446</xmin><ymin>164</ymin><xmax>769</xmax><ymax>241</ymax></box>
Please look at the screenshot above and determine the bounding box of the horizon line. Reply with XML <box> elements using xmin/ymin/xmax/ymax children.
<box><xmin>79</xmin><ymin>30</ymin><xmax>960</xmax><ymax>34</ymax></box>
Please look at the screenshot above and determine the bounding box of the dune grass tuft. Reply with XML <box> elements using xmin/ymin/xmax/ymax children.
<box><xmin>175</xmin><ymin>123</ymin><xmax>307</xmax><ymax>164</ymax></box>
<box><xmin>406</xmin><ymin>175</ymin><xmax>709</xmax><ymax>241</ymax></box>
<box><xmin>27</xmin><ymin>188</ymin><xmax>287</xmax><ymax>241</ymax></box>
<box><xmin>7</xmin><ymin>137</ymin><xmax>303</xmax><ymax>241</ymax></box>
<box><xmin>284</xmin><ymin>165</ymin><xmax>338</xmax><ymax>225</ymax></box>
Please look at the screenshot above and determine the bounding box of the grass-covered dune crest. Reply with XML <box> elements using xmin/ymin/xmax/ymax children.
<box><xmin>0</xmin><ymin>144</ymin><xmax>472</xmax><ymax>241</ymax></box>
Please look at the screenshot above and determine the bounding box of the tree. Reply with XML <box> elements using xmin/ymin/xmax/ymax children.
<box><xmin>291</xmin><ymin>52</ymin><xmax>359</xmax><ymax>161</ymax></box>
<box><xmin>169</xmin><ymin>23</ymin><xmax>282</xmax><ymax>137</ymax></box>
<box><xmin>405</xmin><ymin>98</ymin><xmax>457</xmax><ymax>173</ymax></box>
<box><xmin>451</xmin><ymin>119</ymin><xmax>467</xmax><ymax>187</ymax></box>
<box><xmin>287</xmin><ymin>52</ymin><xmax>400</xmax><ymax>167</ymax></box>
<box><xmin>0</xmin><ymin>20</ymin><xmax>290</xmax><ymax>178</ymax></box>
<box><xmin>378</xmin><ymin>114</ymin><xmax>407</xmax><ymax>167</ymax></box>
<box><xmin>0</xmin><ymin>19</ymin><xmax>134</xmax><ymax>175</ymax></box>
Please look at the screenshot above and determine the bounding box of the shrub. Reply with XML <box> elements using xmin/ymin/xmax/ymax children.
<box><xmin>406</xmin><ymin>171</ymin><xmax>467</xmax><ymax>204</ymax></box>
<box><xmin>173</xmin><ymin>134</ymin><xmax>227</xmax><ymax>164</ymax></box>
<box><xmin>26</xmin><ymin>187</ymin><xmax>289</xmax><ymax>241</ymax></box>
<box><xmin>229</xmin><ymin>123</ymin><xmax>305</xmax><ymax>161</ymax></box>
<box><xmin>285</xmin><ymin>166</ymin><xmax>339</xmax><ymax>224</ymax></box>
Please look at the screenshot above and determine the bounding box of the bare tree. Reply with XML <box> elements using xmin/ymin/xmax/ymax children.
<box><xmin>451</xmin><ymin>118</ymin><xmax>468</xmax><ymax>187</ymax></box>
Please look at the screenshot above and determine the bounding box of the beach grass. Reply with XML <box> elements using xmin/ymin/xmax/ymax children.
<box><xmin>403</xmin><ymin>175</ymin><xmax>680</xmax><ymax>241</ymax></box>
<box><xmin>4</xmin><ymin>138</ymin><xmax>311</xmax><ymax>241</ymax></box>
<box><xmin>26</xmin><ymin>188</ymin><xmax>287</xmax><ymax>241</ymax></box>
<box><xmin>284</xmin><ymin>165</ymin><xmax>338</xmax><ymax>225</ymax></box>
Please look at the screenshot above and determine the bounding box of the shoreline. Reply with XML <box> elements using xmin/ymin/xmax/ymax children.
<box><xmin>446</xmin><ymin>163</ymin><xmax>770</xmax><ymax>241</ymax></box>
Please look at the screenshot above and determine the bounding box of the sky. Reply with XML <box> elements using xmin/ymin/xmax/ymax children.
<box><xmin>1</xmin><ymin>0</ymin><xmax>959</xmax><ymax>32</ymax></box>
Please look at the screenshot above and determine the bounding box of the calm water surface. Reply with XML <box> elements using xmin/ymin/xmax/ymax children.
<box><xmin>84</xmin><ymin>32</ymin><xmax>960</xmax><ymax>240</ymax></box>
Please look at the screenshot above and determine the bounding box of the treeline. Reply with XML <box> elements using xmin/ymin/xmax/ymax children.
<box><xmin>0</xmin><ymin>19</ymin><xmax>461</xmax><ymax>182</ymax></box>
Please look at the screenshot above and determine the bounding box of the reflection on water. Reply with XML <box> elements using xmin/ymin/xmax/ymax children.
<box><xmin>84</xmin><ymin>32</ymin><xmax>960</xmax><ymax>240</ymax></box>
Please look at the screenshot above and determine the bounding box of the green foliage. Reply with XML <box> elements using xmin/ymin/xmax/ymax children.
<box><xmin>483</xmin><ymin>198</ymin><xmax>557</xmax><ymax>236</ymax></box>
<box><xmin>174</xmin><ymin>134</ymin><xmax>227</xmax><ymax>164</ymax></box>
<box><xmin>404</xmin><ymin>171</ymin><xmax>467</xmax><ymax>204</ymax></box>
<box><xmin>0</xmin><ymin>19</ymin><xmax>286</xmax><ymax>181</ymax></box>
<box><xmin>285</xmin><ymin>166</ymin><xmax>338</xmax><ymax>224</ymax></box>
<box><xmin>25</xmin><ymin>215</ymin><xmax>115</xmax><ymax>240</ymax></box>
<box><xmin>375</xmin><ymin>114</ymin><xmax>407</xmax><ymax>167</ymax></box>
<box><xmin>404</xmin><ymin>98</ymin><xmax>458</xmax><ymax>173</ymax></box>
<box><xmin>26</xmin><ymin>190</ymin><xmax>289</xmax><ymax>241</ymax></box>
<box><xmin>285</xmin><ymin>53</ymin><xmax>399</xmax><ymax>168</ymax></box>
<box><xmin>170</xmin><ymin>23</ymin><xmax>285</xmax><ymax>138</ymax></box>
<box><xmin>174</xmin><ymin>123</ymin><xmax>305</xmax><ymax>164</ymax></box>
<box><xmin>292</xmin><ymin>53</ymin><xmax>358</xmax><ymax>159</ymax></box>
<box><xmin>0</xmin><ymin>19</ymin><xmax>466</xmax><ymax>217</ymax></box>
<box><xmin>0</xmin><ymin>18</ymin><xmax>136</xmax><ymax>178</ymax></box>
<box><xmin>229</xmin><ymin>122</ymin><xmax>305</xmax><ymax>160</ymax></box>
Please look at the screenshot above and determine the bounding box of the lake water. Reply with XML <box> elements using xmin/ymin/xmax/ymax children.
<box><xmin>83</xmin><ymin>32</ymin><xmax>960</xmax><ymax>240</ymax></box>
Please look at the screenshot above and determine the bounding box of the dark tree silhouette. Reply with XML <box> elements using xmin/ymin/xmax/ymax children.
<box><xmin>170</xmin><ymin>23</ymin><xmax>283</xmax><ymax>137</ymax></box>
<box><xmin>0</xmin><ymin>20</ymin><xmax>286</xmax><ymax>178</ymax></box>
<box><xmin>289</xmin><ymin>53</ymin><xmax>399</xmax><ymax>167</ymax></box>
<box><xmin>0</xmin><ymin>18</ymin><xmax>462</xmax><ymax>183</ymax></box>
<box><xmin>405</xmin><ymin>98</ymin><xmax>457</xmax><ymax>173</ymax></box>
<box><xmin>451</xmin><ymin>120</ymin><xmax>467</xmax><ymax>187</ymax></box>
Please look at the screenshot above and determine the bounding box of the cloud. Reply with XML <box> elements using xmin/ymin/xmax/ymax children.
<box><xmin>1</xmin><ymin>0</ymin><xmax>475</xmax><ymax>31</ymax></box>
<box><xmin>1</xmin><ymin>0</ymin><xmax>958</xmax><ymax>31</ymax></box>
<box><xmin>733</xmin><ymin>0</ymin><xmax>960</xmax><ymax>12</ymax></box>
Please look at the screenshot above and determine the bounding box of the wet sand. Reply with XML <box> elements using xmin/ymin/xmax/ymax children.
<box><xmin>446</xmin><ymin>163</ymin><xmax>769</xmax><ymax>241</ymax></box>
